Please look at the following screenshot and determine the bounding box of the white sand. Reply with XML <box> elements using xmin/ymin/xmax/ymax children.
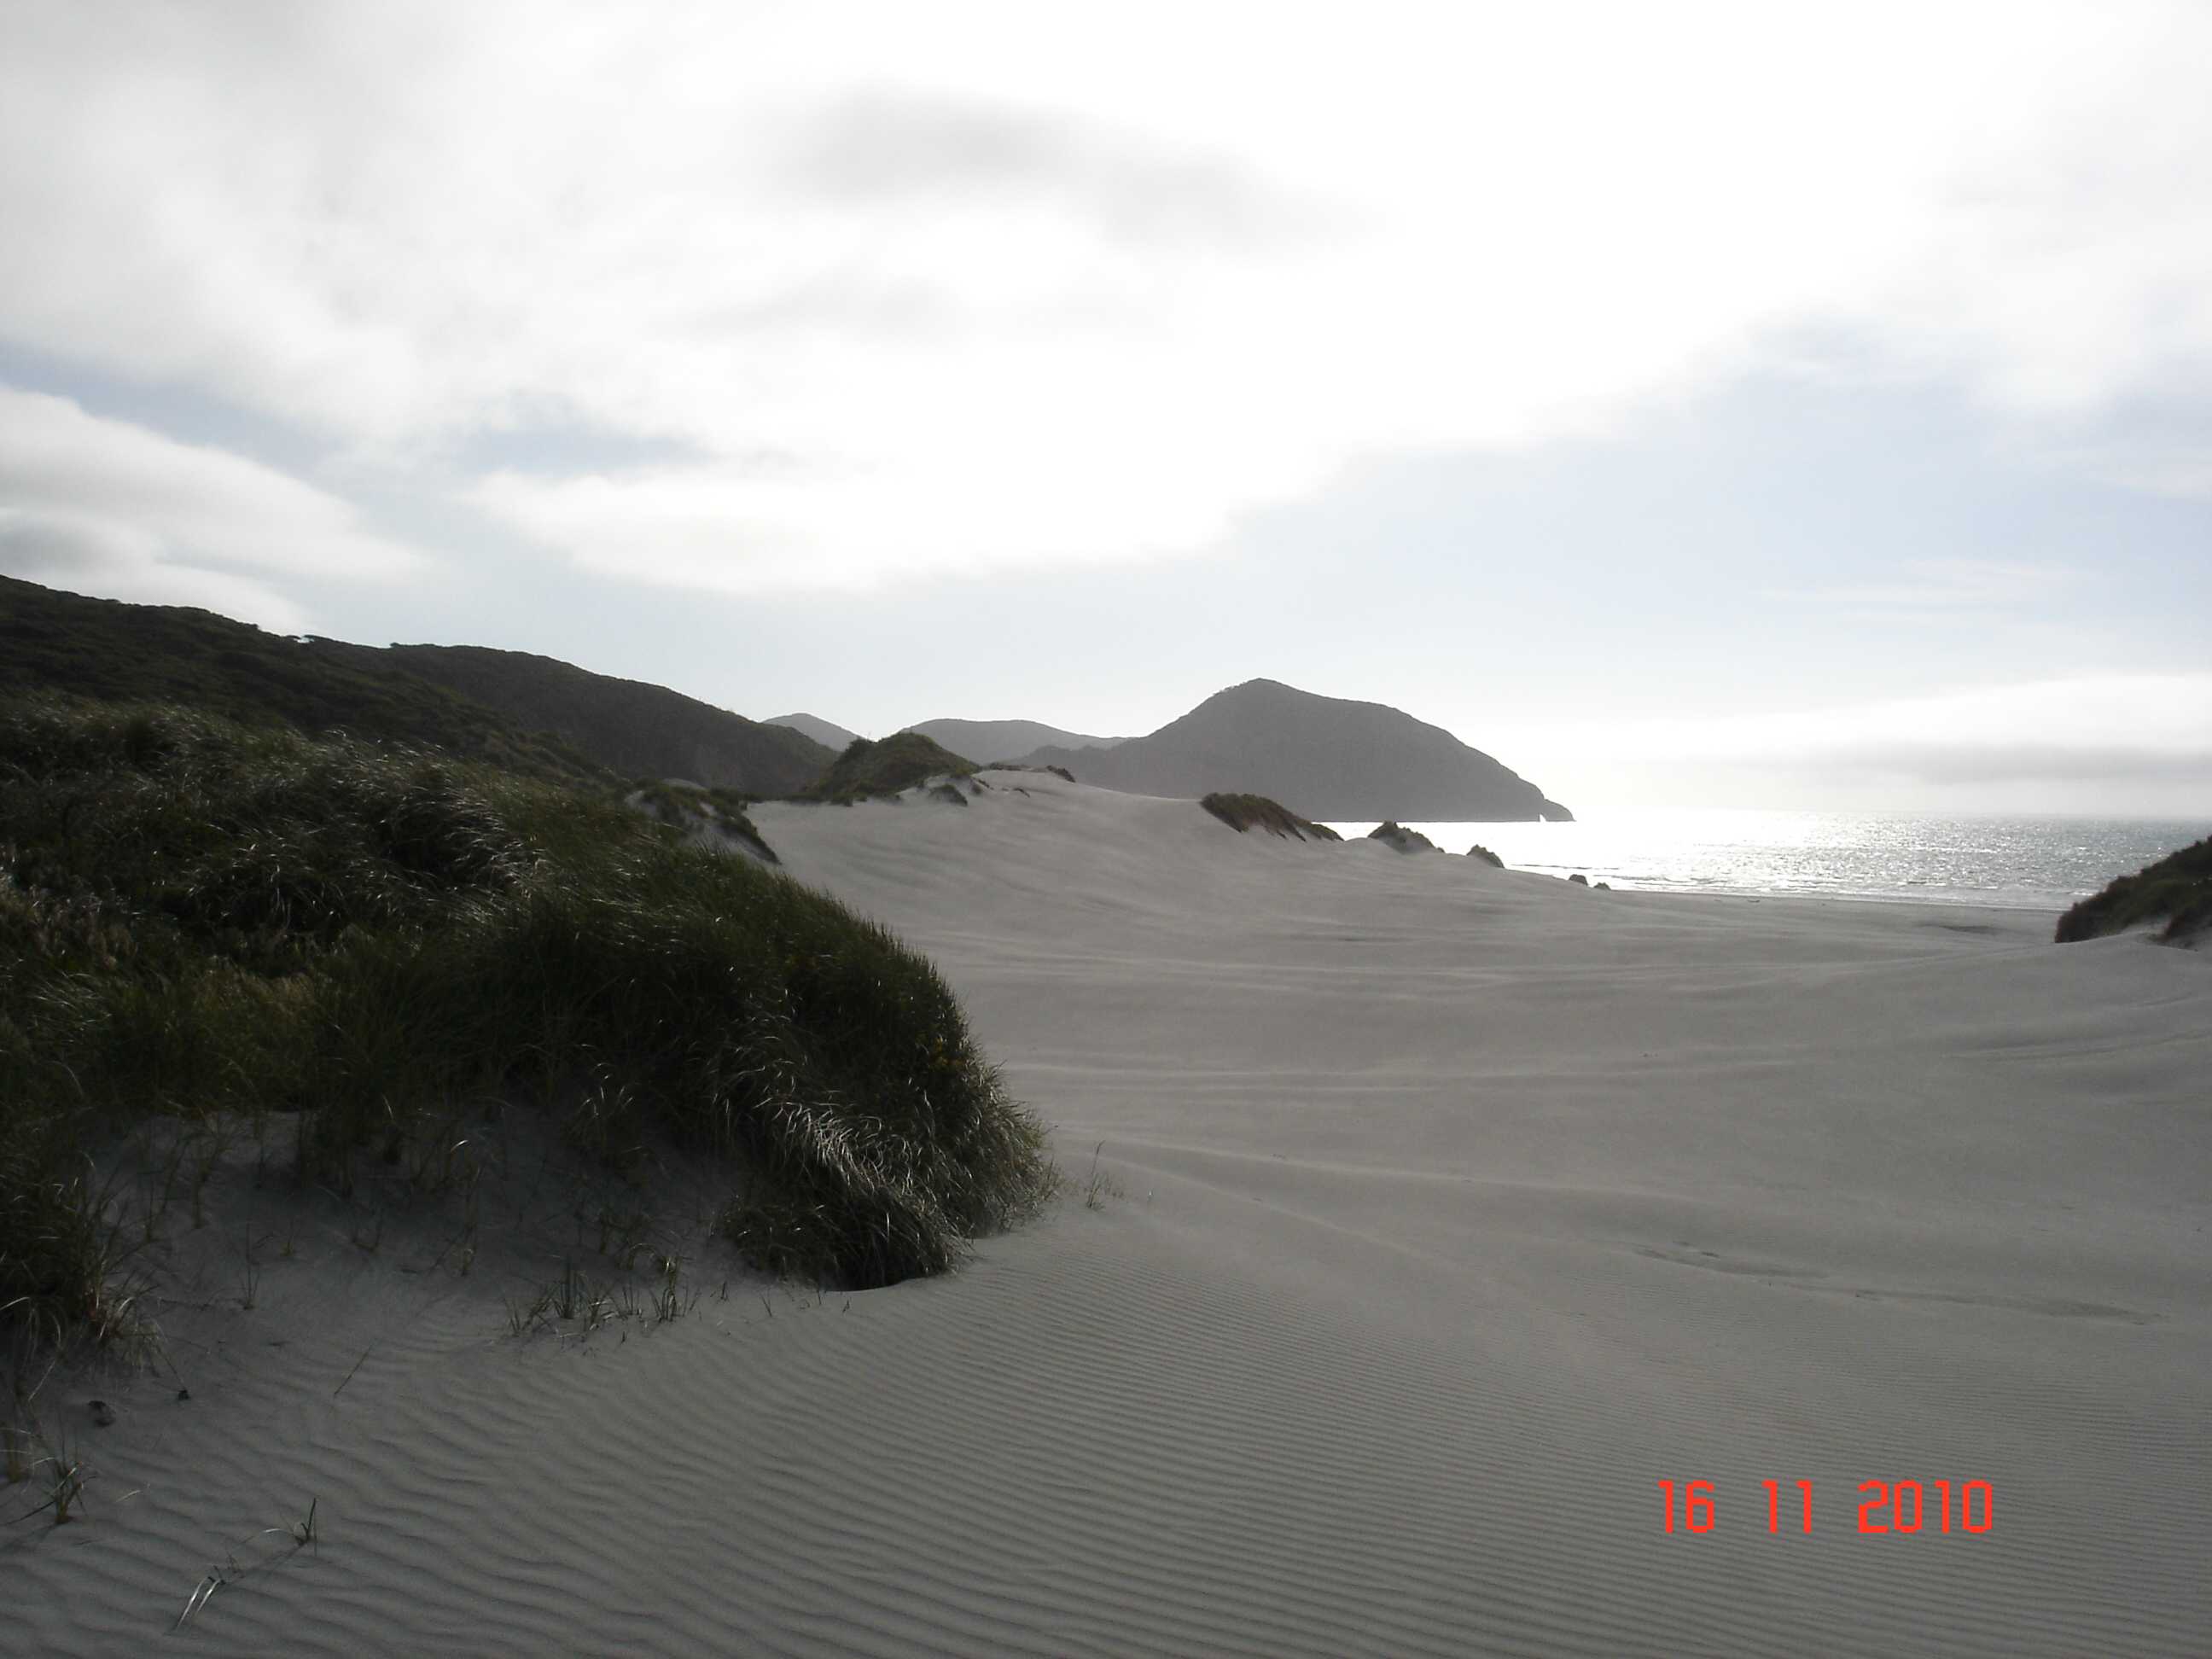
<box><xmin>9</xmin><ymin>771</ymin><xmax>2209</xmax><ymax>1655</ymax></box>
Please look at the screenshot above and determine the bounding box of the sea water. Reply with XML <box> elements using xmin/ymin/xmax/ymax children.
<box><xmin>1321</xmin><ymin>810</ymin><xmax>2209</xmax><ymax>913</ymax></box>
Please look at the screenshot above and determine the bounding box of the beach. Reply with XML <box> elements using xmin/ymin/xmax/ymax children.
<box><xmin>10</xmin><ymin>771</ymin><xmax>2209</xmax><ymax>1656</ymax></box>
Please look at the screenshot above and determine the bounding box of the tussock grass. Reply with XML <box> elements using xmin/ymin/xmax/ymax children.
<box><xmin>629</xmin><ymin>778</ymin><xmax>777</xmax><ymax>863</ymax></box>
<box><xmin>1367</xmin><ymin>821</ymin><xmax>1437</xmax><ymax>853</ymax></box>
<box><xmin>2055</xmin><ymin>836</ymin><xmax>2212</xmax><ymax>945</ymax></box>
<box><xmin>1199</xmin><ymin>793</ymin><xmax>1341</xmax><ymax>841</ymax></box>
<box><xmin>796</xmin><ymin>732</ymin><xmax>978</xmax><ymax>803</ymax></box>
<box><xmin>1465</xmin><ymin>844</ymin><xmax>1504</xmax><ymax>868</ymax></box>
<box><xmin>1</xmin><ymin>695</ymin><xmax>1053</xmax><ymax>1346</ymax></box>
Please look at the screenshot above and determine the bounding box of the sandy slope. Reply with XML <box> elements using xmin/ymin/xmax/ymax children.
<box><xmin>9</xmin><ymin>771</ymin><xmax>2208</xmax><ymax>1656</ymax></box>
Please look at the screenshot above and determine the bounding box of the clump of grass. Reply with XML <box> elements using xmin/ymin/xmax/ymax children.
<box><xmin>1</xmin><ymin>694</ymin><xmax>1053</xmax><ymax>1347</ymax></box>
<box><xmin>2055</xmin><ymin>836</ymin><xmax>2212</xmax><ymax>945</ymax></box>
<box><xmin>628</xmin><ymin>779</ymin><xmax>777</xmax><ymax>864</ymax></box>
<box><xmin>1465</xmin><ymin>844</ymin><xmax>1504</xmax><ymax>868</ymax></box>
<box><xmin>1366</xmin><ymin>821</ymin><xmax>1437</xmax><ymax>853</ymax></box>
<box><xmin>1076</xmin><ymin>1142</ymin><xmax>1125</xmax><ymax>1210</ymax></box>
<box><xmin>795</xmin><ymin>732</ymin><xmax>979</xmax><ymax>803</ymax></box>
<box><xmin>3</xmin><ymin>1416</ymin><xmax>90</xmax><ymax>1527</ymax></box>
<box><xmin>1199</xmin><ymin>793</ymin><xmax>1341</xmax><ymax>841</ymax></box>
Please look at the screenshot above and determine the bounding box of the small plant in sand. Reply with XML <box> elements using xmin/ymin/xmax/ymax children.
<box><xmin>1078</xmin><ymin>1143</ymin><xmax>1126</xmax><ymax>1211</ymax></box>
<box><xmin>175</xmin><ymin>1497</ymin><xmax>322</xmax><ymax>1631</ymax></box>
<box><xmin>3</xmin><ymin>1388</ymin><xmax>32</xmax><ymax>1486</ymax></box>
<box><xmin>10</xmin><ymin>1424</ymin><xmax>91</xmax><ymax>1526</ymax></box>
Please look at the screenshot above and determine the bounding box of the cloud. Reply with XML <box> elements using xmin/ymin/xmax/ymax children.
<box><xmin>1485</xmin><ymin>672</ymin><xmax>2212</xmax><ymax>813</ymax></box>
<box><xmin>2</xmin><ymin>3</ymin><xmax>2208</xmax><ymax>592</ymax></box>
<box><xmin>0</xmin><ymin>387</ymin><xmax>425</xmax><ymax>622</ymax></box>
<box><xmin>1610</xmin><ymin>673</ymin><xmax>2212</xmax><ymax>780</ymax></box>
<box><xmin>0</xmin><ymin>508</ymin><xmax>309</xmax><ymax>632</ymax></box>
<box><xmin>778</xmin><ymin>90</ymin><xmax>1318</xmax><ymax>249</ymax></box>
<box><xmin>1770</xmin><ymin>560</ymin><xmax>2076</xmax><ymax>610</ymax></box>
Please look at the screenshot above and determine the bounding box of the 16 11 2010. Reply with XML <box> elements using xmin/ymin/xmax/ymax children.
<box><xmin>1657</xmin><ymin>1479</ymin><xmax>1994</xmax><ymax>1534</ymax></box>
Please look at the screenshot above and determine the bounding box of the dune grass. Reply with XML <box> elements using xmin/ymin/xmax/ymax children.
<box><xmin>2054</xmin><ymin>836</ymin><xmax>2212</xmax><ymax>945</ymax></box>
<box><xmin>629</xmin><ymin>778</ymin><xmax>778</xmax><ymax>863</ymax></box>
<box><xmin>796</xmin><ymin>732</ymin><xmax>979</xmax><ymax>803</ymax></box>
<box><xmin>1198</xmin><ymin>793</ymin><xmax>1342</xmax><ymax>841</ymax></box>
<box><xmin>1367</xmin><ymin>821</ymin><xmax>1437</xmax><ymax>853</ymax></box>
<box><xmin>1465</xmin><ymin>844</ymin><xmax>1504</xmax><ymax>867</ymax></box>
<box><xmin>0</xmin><ymin>696</ymin><xmax>1053</xmax><ymax>1346</ymax></box>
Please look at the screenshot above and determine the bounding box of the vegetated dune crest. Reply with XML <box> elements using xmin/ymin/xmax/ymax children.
<box><xmin>9</xmin><ymin>769</ymin><xmax>2209</xmax><ymax>1657</ymax></box>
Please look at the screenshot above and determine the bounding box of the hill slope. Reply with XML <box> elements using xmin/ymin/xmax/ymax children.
<box><xmin>0</xmin><ymin>576</ymin><xmax>606</xmax><ymax>786</ymax></box>
<box><xmin>799</xmin><ymin>732</ymin><xmax>979</xmax><ymax>802</ymax></box>
<box><xmin>909</xmin><ymin>718</ymin><xmax>1126</xmax><ymax>760</ymax></box>
<box><xmin>2055</xmin><ymin>835</ymin><xmax>2212</xmax><ymax>945</ymax></box>
<box><xmin>309</xmin><ymin>641</ymin><xmax>835</xmax><ymax>796</ymax></box>
<box><xmin>768</xmin><ymin>712</ymin><xmax>865</xmax><ymax>750</ymax></box>
<box><xmin>1</xmin><ymin>577</ymin><xmax>834</xmax><ymax>796</ymax></box>
<box><xmin>1020</xmin><ymin>678</ymin><xmax>1571</xmax><ymax>820</ymax></box>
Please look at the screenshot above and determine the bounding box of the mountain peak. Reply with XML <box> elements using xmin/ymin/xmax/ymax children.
<box><xmin>1020</xmin><ymin>678</ymin><xmax>1571</xmax><ymax>822</ymax></box>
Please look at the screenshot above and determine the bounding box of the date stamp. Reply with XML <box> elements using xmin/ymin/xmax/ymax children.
<box><xmin>1659</xmin><ymin>1480</ymin><xmax>1994</xmax><ymax>1534</ymax></box>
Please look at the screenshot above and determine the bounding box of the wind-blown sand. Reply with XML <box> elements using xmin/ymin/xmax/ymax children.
<box><xmin>10</xmin><ymin>771</ymin><xmax>2208</xmax><ymax>1655</ymax></box>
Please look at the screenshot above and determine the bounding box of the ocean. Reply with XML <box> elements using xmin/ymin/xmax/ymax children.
<box><xmin>1321</xmin><ymin>809</ymin><xmax>2209</xmax><ymax>913</ymax></box>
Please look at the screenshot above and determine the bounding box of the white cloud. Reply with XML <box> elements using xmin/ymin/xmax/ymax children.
<box><xmin>1656</xmin><ymin>675</ymin><xmax>2212</xmax><ymax>767</ymax></box>
<box><xmin>2</xmin><ymin>2</ymin><xmax>2208</xmax><ymax>591</ymax></box>
<box><xmin>0</xmin><ymin>388</ymin><xmax>424</xmax><ymax>623</ymax></box>
<box><xmin>0</xmin><ymin>509</ymin><xmax>310</xmax><ymax>632</ymax></box>
<box><xmin>1769</xmin><ymin>560</ymin><xmax>2076</xmax><ymax>610</ymax></box>
<box><xmin>1493</xmin><ymin>673</ymin><xmax>2212</xmax><ymax>812</ymax></box>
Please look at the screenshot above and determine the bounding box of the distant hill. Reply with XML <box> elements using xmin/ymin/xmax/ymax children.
<box><xmin>306</xmin><ymin>642</ymin><xmax>835</xmax><ymax>798</ymax></box>
<box><xmin>908</xmin><ymin>718</ymin><xmax>1126</xmax><ymax>762</ymax></box>
<box><xmin>768</xmin><ymin>712</ymin><xmax>865</xmax><ymax>750</ymax></box>
<box><xmin>1020</xmin><ymin>678</ymin><xmax>1572</xmax><ymax>821</ymax></box>
<box><xmin>0</xmin><ymin>577</ymin><xmax>834</xmax><ymax>796</ymax></box>
<box><xmin>0</xmin><ymin>575</ymin><xmax>606</xmax><ymax>786</ymax></box>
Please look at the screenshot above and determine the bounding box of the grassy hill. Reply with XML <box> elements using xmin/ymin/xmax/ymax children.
<box><xmin>0</xmin><ymin>694</ymin><xmax>1053</xmax><ymax>1351</ymax></box>
<box><xmin>1</xmin><ymin>576</ymin><xmax>606</xmax><ymax>787</ymax></box>
<box><xmin>1199</xmin><ymin>792</ymin><xmax>1342</xmax><ymax>841</ymax></box>
<box><xmin>311</xmin><ymin>640</ymin><xmax>835</xmax><ymax>797</ymax></box>
<box><xmin>0</xmin><ymin>579</ymin><xmax>835</xmax><ymax>796</ymax></box>
<box><xmin>799</xmin><ymin>732</ymin><xmax>979</xmax><ymax>803</ymax></box>
<box><xmin>2055</xmin><ymin>836</ymin><xmax>2212</xmax><ymax>945</ymax></box>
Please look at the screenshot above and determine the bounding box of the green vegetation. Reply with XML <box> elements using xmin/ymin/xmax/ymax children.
<box><xmin>1465</xmin><ymin>844</ymin><xmax>1504</xmax><ymax>867</ymax></box>
<box><xmin>0</xmin><ymin>576</ymin><xmax>835</xmax><ymax>796</ymax></box>
<box><xmin>317</xmin><ymin>641</ymin><xmax>835</xmax><ymax>796</ymax></box>
<box><xmin>2</xmin><ymin>575</ymin><xmax>607</xmax><ymax>788</ymax></box>
<box><xmin>797</xmin><ymin>732</ymin><xmax>980</xmax><ymax>803</ymax></box>
<box><xmin>0</xmin><ymin>695</ymin><xmax>1053</xmax><ymax>1349</ymax></box>
<box><xmin>630</xmin><ymin>779</ymin><xmax>777</xmax><ymax>864</ymax></box>
<box><xmin>1367</xmin><ymin>821</ymin><xmax>1437</xmax><ymax>853</ymax></box>
<box><xmin>1199</xmin><ymin>793</ymin><xmax>1342</xmax><ymax>841</ymax></box>
<box><xmin>2054</xmin><ymin>836</ymin><xmax>2212</xmax><ymax>945</ymax></box>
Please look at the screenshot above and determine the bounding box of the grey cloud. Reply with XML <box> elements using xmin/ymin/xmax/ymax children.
<box><xmin>779</xmin><ymin>90</ymin><xmax>1318</xmax><ymax>248</ymax></box>
<box><xmin>0</xmin><ymin>507</ymin><xmax>306</xmax><ymax>630</ymax></box>
<box><xmin>452</xmin><ymin>401</ymin><xmax>706</xmax><ymax>479</ymax></box>
<box><xmin>685</xmin><ymin>272</ymin><xmax>963</xmax><ymax>341</ymax></box>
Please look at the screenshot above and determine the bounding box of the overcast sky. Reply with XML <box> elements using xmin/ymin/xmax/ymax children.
<box><xmin>3</xmin><ymin>2</ymin><xmax>2208</xmax><ymax>814</ymax></box>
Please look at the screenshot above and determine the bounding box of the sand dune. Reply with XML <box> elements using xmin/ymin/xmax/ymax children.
<box><xmin>10</xmin><ymin>772</ymin><xmax>2208</xmax><ymax>1655</ymax></box>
